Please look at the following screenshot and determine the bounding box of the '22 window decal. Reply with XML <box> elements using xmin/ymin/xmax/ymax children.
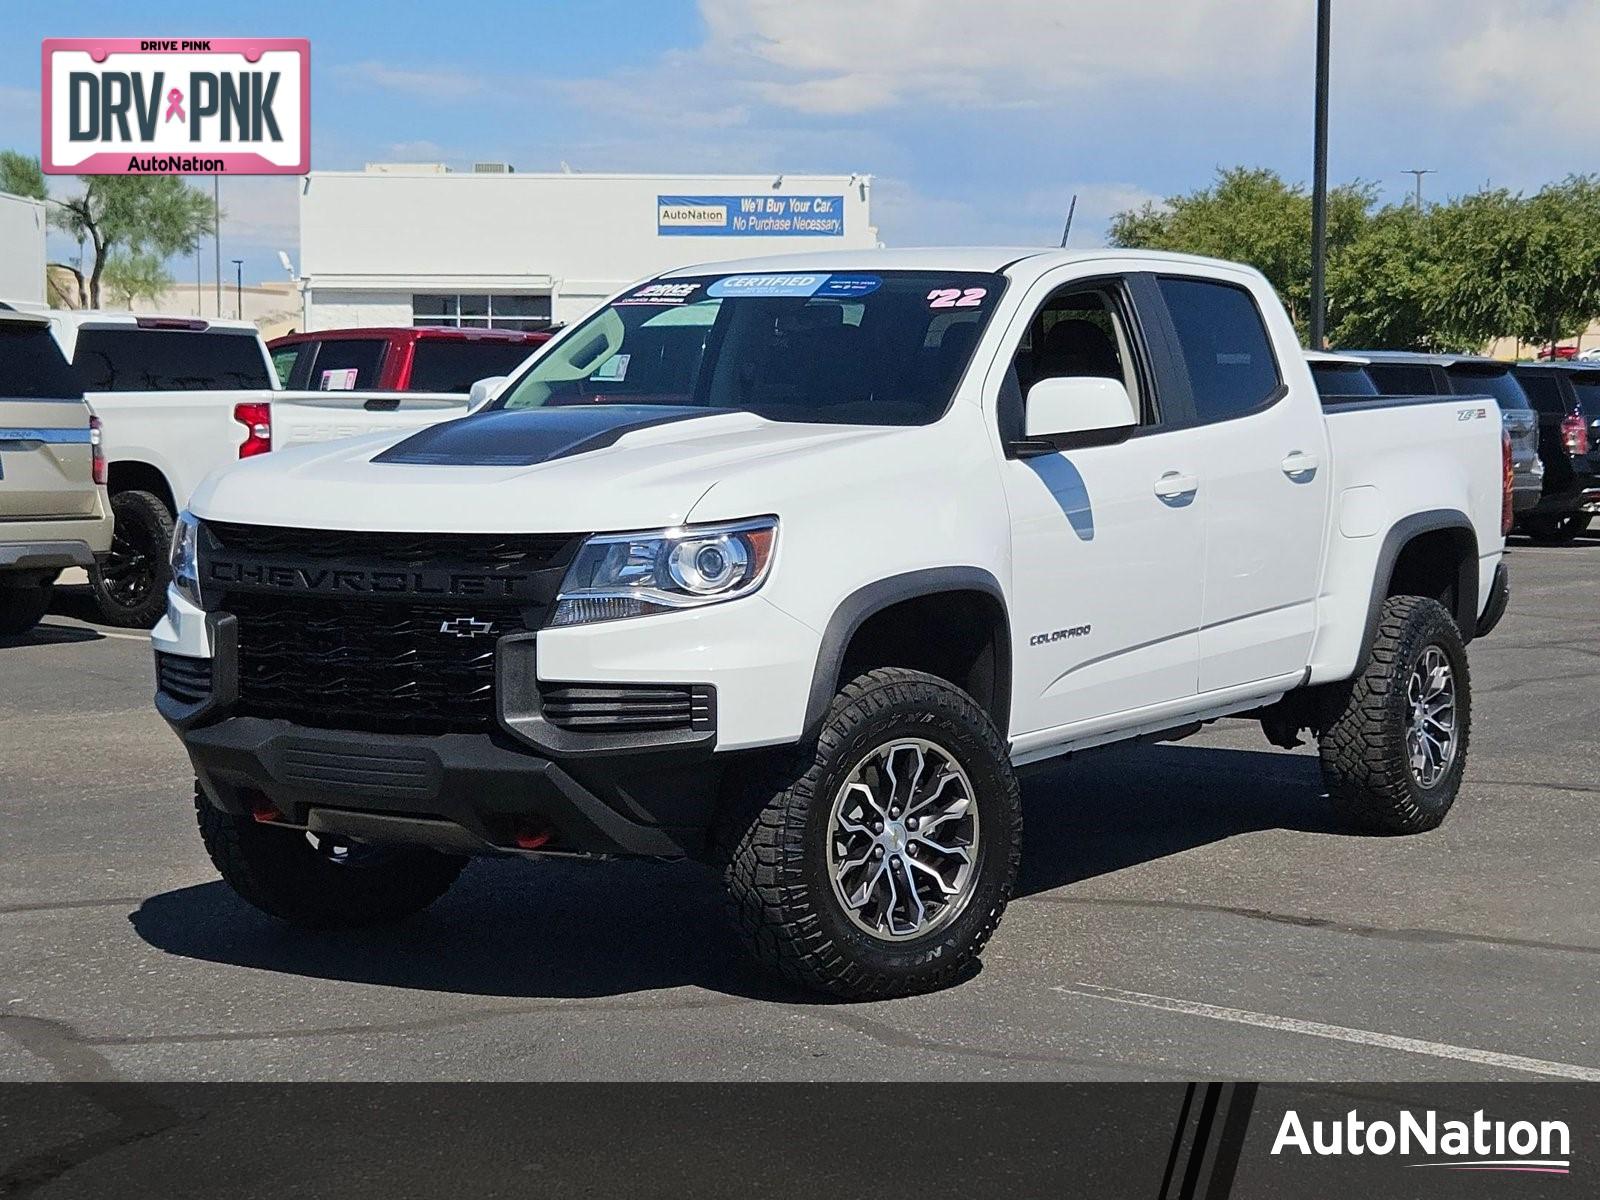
<box><xmin>927</xmin><ymin>287</ymin><xmax>988</xmax><ymax>309</ymax></box>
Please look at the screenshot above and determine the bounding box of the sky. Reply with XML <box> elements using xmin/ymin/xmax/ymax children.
<box><xmin>3</xmin><ymin>0</ymin><xmax>1596</xmax><ymax>289</ymax></box>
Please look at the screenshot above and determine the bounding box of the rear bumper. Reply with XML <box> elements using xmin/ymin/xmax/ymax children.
<box><xmin>1475</xmin><ymin>561</ymin><xmax>1510</xmax><ymax>638</ymax></box>
<box><xmin>0</xmin><ymin>536</ymin><xmax>102</xmax><ymax>577</ymax></box>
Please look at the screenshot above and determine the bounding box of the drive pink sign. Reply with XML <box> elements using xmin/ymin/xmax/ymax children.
<box><xmin>42</xmin><ymin>38</ymin><xmax>309</xmax><ymax>175</ymax></box>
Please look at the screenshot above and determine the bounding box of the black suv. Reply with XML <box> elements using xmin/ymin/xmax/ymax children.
<box><xmin>1510</xmin><ymin>363</ymin><xmax>1600</xmax><ymax>542</ymax></box>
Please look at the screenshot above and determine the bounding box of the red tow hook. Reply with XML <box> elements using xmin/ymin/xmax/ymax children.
<box><xmin>512</xmin><ymin>823</ymin><xmax>553</xmax><ymax>850</ymax></box>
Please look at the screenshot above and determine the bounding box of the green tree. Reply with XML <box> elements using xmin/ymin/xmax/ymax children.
<box><xmin>1108</xmin><ymin>167</ymin><xmax>1377</xmax><ymax>340</ymax></box>
<box><xmin>1326</xmin><ymin>204</ymin><xmax>1473</xmax><ymax>351</ymax></box>
<box><xmin>0</xmin><ymin>150</ymin><xmax>46</xmax><ymax>201</ymax></box>
<box><xmin>99</xmin><ymin>249</ymin><xmax>174</xmax><ymax>309</ymax></box>
<box><xmin>49</xmin><ymin>175</ymin><xmax>214</xmax><ymax>309</ymax></box>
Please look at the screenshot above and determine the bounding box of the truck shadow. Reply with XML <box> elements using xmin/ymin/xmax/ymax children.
<box><xmin>128</xmin><ymin>741</ymin><xmax>1340</xmax><ymax>1003</ymax></box>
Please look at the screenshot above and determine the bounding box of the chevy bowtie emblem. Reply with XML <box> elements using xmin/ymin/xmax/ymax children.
<box><xmin>439</xmin><ymin>616</ymin><xmax>495</xmax><ymax>638</ymax></box>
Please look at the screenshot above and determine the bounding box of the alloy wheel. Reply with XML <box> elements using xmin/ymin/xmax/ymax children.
<box><xmin>1405</xmin><ymin>645</ymin><xmax>1457</xmax><ymax>789</ymax></box>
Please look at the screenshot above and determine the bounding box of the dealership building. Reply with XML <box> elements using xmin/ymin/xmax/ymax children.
<box><xmin>297</xmin><ymin>165</ymin><xmax>877</xmax><ymax>331</ymax></box>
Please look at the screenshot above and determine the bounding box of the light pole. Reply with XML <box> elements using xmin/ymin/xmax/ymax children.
<box><xmin>1309</xmin><ymin>0</ymin><xmax>1331</xmax><ymax>350</ymax></box>
<box><xmin>231</xmin><ymin>259</ymin><xmax>243</xmax><ymax>320</ymax></box>
<box><xmin>1402</xmin><ymin>168</ymin><xmax>1434</xmax><ymax>211</ymax></box>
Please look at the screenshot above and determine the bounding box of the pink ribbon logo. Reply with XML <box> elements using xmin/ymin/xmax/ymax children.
<box><xmin>164</xmin><ymin>88</ymin><xmax>185</xmax><ymax>123</ymax></box>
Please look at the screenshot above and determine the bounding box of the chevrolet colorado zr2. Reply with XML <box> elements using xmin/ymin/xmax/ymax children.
<box><xmin>151</xmin><ymin>249</ymin><xmax>1512</xmax><ymax>998</ymax></box>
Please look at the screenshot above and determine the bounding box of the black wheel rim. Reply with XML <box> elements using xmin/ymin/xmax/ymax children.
<box><xmin>100</xmin><ymin>515</ymin><xmax>158</xmax><ymax>608</ymax></box>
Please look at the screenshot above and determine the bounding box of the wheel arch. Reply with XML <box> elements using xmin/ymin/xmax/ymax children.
<box><xmin>1362</xmin><ymin>509</ymin><xmax>1479</xmax><ymax>660</ymax></box>
<box><xmin>803</xmin><ymin>567</ymin><xmax>1012</xmax><ymax>740</ymax></box>
<box><xmin>105</xmin><ymin>460</ymin><xmax>177</xmax><ymax>513</ymax></box>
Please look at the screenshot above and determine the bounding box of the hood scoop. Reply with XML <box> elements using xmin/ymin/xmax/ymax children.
<box><xmin>372</xmin><ymin>405</ymin><xmax>714</xmax><ymax>467</ymax></box>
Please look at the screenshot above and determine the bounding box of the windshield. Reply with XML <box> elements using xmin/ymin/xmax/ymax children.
<box><xmin>491</xmin><ymin>270</ymin><xmax>1005</xmax><ymax>426</ymax></box>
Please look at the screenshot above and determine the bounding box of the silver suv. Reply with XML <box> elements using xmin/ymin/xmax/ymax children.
<box><xmin>0</xmin><ymin>310</ymin><xmax>112</xmax><ymax>636</ymax></box>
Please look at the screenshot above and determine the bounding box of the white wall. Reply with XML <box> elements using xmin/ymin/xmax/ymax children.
<box><xmin>0</xmin><ymin>191</ymin><xmax>47</xmax><ymax>306</ymax></box>
<box><xmin>300</xmin><ymin>171</ymin><xmax>875</xmax><ymax>331</ymax></box>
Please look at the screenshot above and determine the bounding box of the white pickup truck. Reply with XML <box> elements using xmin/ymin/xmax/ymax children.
<box><xmin>152</xmin><ymin>249</ymin><xmax>1511</xmax><ymax>998</ymax></box>
<box><xmin>41</xmin><ymin>311</ymin><xmax>471</xmax><ymax>625</ymax></box>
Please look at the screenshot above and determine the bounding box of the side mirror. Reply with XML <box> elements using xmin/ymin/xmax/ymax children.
<box><xmin>468</xmin><ymin>375</ymin><xmax>509</xmax><ymax>409</ymax></box>
<box><xmin>1016</xmin><ymin>376</ymin><xmax>1137</xmax><ymax>455</ymax></box>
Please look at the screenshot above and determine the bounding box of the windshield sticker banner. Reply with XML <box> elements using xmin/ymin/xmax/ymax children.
<box><xmin>657</xmin><ymin>195</ymin><xmax>844</xmax><ymax>237</ymax></box>
<box><xmin>42</xmin><ymin>38</ymin><xmax>310</xmax><ymax>175</ymax></box>
<box><xmin>707</xmin><ymin>274</ymin><xmax>882</xmax><ymax>300</ymax></box>
<box><xmin>615</xmin><ymin>282</ymin><xmax>701</xmax><ymax>306</ymax></box>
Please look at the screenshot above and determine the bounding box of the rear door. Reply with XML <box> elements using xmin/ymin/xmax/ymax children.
<box><xmin>1154</xmin><ymin>274</ymin><xmax>1332</xmax><ymax>694</ymax></box>
<box><xmin>0</xmin><ymin>320</ymin><xmax>99</xmax><ymax>520</ymax></box>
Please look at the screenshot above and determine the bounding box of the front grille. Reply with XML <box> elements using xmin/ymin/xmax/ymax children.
<box><xmin>208</xmin><ymin>522</ymin><xmax>583</xmax><ymax>735</ymax></box>
<box><xmin>155</xmin><ymin>652</ymin><xmax>211</xmax><ymax>704</ymax></box>
<box><xmin>539</xmin><ymin>683</ymin><xmax>716</xmax><ymax>734</ymax></box>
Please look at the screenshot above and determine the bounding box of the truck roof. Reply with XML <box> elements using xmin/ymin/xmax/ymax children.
<box><xmin>43</xmin><ymin>309</ymin><xmax>260</xmax><ymax>335</ymax></box>
<box><xmin>1345</xmin><ymin>349</ymin><xmax>1513</xmax><ymax>371</ymax></box>
<box><xmin>269</xmin><ymin>326</ymin><xmax>551</xmax><ymax>349</ymax></box>
<box><xmin>659</xmin><ymin>246</ymin><xmax>1266</xmax><ymax>280</ymax></box>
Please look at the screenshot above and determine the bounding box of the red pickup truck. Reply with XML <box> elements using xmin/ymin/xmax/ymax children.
<box><xmin>267</xmin><ymin>326</ymin><xmax>552</xmax><ymax>393</ymax></box>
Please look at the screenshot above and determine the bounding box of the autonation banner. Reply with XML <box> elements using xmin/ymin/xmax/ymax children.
<box><xmin>41</xmin><ymin>38</ymin><xmax>309</xmax><ymax>175</ymax></box>
<box><xmin>657</xmin><ymin>194</ymin><xmax>844</xmax><ymax>237</ymax></box>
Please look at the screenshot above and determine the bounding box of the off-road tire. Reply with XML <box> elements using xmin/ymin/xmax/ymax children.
<box><xmin>90</xmin><ymin>489</ymin><xmax>174</xmax><ymax>628</ymax></box>
<box><xmin>0</xmin><ymin>582</ymin><xmax>53</xmax><ymax>636</ymax></box>
<box><xmin>1522</xmin><ymin>513</ymin><xmax>1590</xmax><ymax>544</ymax></box>
<box><xmin>195</xmin><ymin>784</ymin><xmax>468</xmax><ymax>928</ymax></box>
<box><xmin>722</xmin><ymin>668</ymin><xmax>1021</xmax><ymax>999</ymax></box>
<box><xmin>1318</xmin><ymin>596</ymin><xmax>1470</xmax><ymax>834</ymax></box>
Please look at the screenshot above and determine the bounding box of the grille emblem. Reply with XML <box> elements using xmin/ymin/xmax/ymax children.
<box><xmin>439</xmin><ymin>616</ymin><xmax>495</xmax><ymax>638</ymax></box>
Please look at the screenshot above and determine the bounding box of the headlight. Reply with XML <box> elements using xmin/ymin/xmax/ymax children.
<box><xmin>550</xmin><ymin>517</ymin><xmax>777</xmax><ymax>627</ymax></box>
<box><xmin>169</xmin><ymin>510</ymin><xmax>202</xmax><ymax>608</ymax></box>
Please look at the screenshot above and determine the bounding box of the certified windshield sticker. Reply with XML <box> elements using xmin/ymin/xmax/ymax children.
<box><xmin>594</xmin><ymin>353</ymin><xmax>630</xmax><ymax>381</ymax></box>
<box><xmin>927</xmin><ymin>286</ymin><xmax>989</xmax><ymax>309</ymax></box>
<box><xmin>707</xmin><ymin>273</ymin><xmax>829</xmax><ymax>298</ymax></box>
<box><xmin>617</xmin><ymin>281</ymin><xmax>701</xmax><ymax>306</ymax></box>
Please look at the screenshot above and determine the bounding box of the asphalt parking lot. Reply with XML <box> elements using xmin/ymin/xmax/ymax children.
<box><xmin>1</xmin><ymin>540</ymin><xmax>1597</xmax><ymax>1083</ymax></box>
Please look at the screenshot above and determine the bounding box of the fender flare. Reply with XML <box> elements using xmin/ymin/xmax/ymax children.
<box><xmin>1360</xmin><ymin>508</ymin><xmax>1480</xmax><ymax>660</ymax></box>
<box><xmin>802</xmin><ymin>567</ymin><xmax>1011</xmax><ymax>738</ymax></box>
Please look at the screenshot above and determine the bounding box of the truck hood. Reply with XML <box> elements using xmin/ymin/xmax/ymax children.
<box><xmin>189</xmin><ymin>405</ymin><xmax>899</xmax><ymax>533</ymax></box>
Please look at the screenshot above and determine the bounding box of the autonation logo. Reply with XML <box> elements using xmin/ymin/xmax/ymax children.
<box><xmin>1272</xmin><ymin>1108</ymin><xmax>1572</xmax><ymax>1175</ymax></box>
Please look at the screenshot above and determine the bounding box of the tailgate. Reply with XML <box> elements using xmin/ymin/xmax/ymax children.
<box><xmin>271</xmin><ymin>391</ymin><xmax>471</xmax><ymax>449</ymax></box>
<box><xmin>0</xmin><ymin>398</ymin><xmax>99</xmax><ymax>521</ymax></box>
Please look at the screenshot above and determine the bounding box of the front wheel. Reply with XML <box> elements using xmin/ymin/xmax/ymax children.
<box><xmin>90</xmin><ymin>489</ymin><xmax>174</xmax><ymax>628</ymax></box>
<box><xmin>723</xmin><ymin>668</ymin><xmax>1021</xmax><ymax>999</ymax></box>
<box><xmin>1318</xmin><ymin>596</ymin><xmax>1471</xmax><ymax>834</ymax></box>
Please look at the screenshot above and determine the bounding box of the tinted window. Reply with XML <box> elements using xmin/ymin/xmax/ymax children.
<box><xmin>1365</xmin><ymin>363</ymin><xmax>1439</xmax><ymax>395</ymax></box>
<box><xmin>1309</xmin><ymin>362</ymin><xmax>1377</xmax><ymax>397</ymax></box>
<box><xmin>1512</xmin><ymin>370</ymin><xmax>1568</xmax><ymax>416</ymax></box>
<box><xmin>1157</xmin><ymin>277</ymin><xmax>1280</xmax><ymax>423</ymax></box>
<box><xmin>0</xmin><ymin>323</ymin><xmax>83</xmax><ymax>399</ymax></box>
<box><xmin>74</xmin><ymin>328</ymin><xmax>271</xmax><ymax>391</ymax></box>
<box><xmin>1445</xmin><ymin>367</ymin><xmax>1530</xmax><ymax>410</ymax></box>
<box><xmin>271</xmin><ymin>345</ymin><xmax>305</xmax><ymax>388</ymax></box>
<box><xmin>308</xmin><ymin>339</ymin><xmax>386</xmax><ymax>390</ymax></box>
<box><xmin>494</xmin><ymin>271</ymin><xmax>1006</xmax><ymax>426</ymax></box>
<box><xmin>1569</xmin><ymin>373</ymin><xmax>1600</xmax><ymax>419</ymax></box>
<box><xmin>409</xmin><ymin>341</ymin><xmax>542</xmax><ymax>393</ymax></box>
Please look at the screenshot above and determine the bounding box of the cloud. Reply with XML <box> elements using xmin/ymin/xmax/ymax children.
<box><xmin>333</xmin><ymin>61</ymin><xmax>485</xmax><ymax>101</ymax></box>
<box><xmin>1435</xmin><ymin>2</ymin><xmax>1600</xmax><ymax>143</ymax></box>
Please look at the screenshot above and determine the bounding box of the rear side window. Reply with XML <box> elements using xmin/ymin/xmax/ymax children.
<box><xmin>309</xmin><ymin>339</ymin><xmax>386</xmax><ymax>390</ymax></box>
<box><xmin>409</xmin><ymin>341</ymin><xmax>541</xmax><ymax>393</ymax></box>
<box><xmin>74</xmin><ymin>328</ymin><xmax>271</xmax><ymax>391</ymax></box>
<box><xmin>271</xmin><ymin>344</ymin><xmax>306</xmax><ymax>387</ymax></box>
<box><xmin>1365</xmin><ymin>363</ymin><xmax>1439</xmax><ymax>395</ymax></box>
<box><xmin>1569</xmin><ymin>373</ymin><xmax>1600</xmax><ymax>419</ymax></box>
<box><xmin>1445</xmin><ymin>367</ymin><xmax>1530</xmax><ymax>411</ymax></box>
<box><xmin>0</xmin><ymin>323</ymin><xmax>83</xmax><ymax>399</ymax></box>
<box><xmin>1157</xmin><ymin>277</ymin><xmax>1281</xmax><ymax>423</ymax></box>
<box><xmin>1513</xmin><ymin>371</ymin><xmax>1568</xmax><ymax>416</ymax></box>
<box><xmin>1309</xmin><ymin>362</ymin><xmax>1377</xmax><ymax>398</ymax></box>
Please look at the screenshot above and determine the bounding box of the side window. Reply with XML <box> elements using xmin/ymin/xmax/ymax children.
<box><xmin>271</xmin><ymin>345</ymin><xmax>304</xmax><ymax>388</ymax></box>
<box><xmin>1156</xmin><ymin>277</ymin><xmax>1281</xmax><ymax>424</ymax></box>
<box><xmin>1514</xmin><ymin>372</ymin><xmax>1565</xmax><ymax>416</ymax></box>
<box><xmin>1012</xmin><ymin>285</ymin><xmax>1149</xmax><ymax>422</ymax></box>
<box><xmin>1365</xmin><ymin>363</ymin><xmax>1439</xmax><ymax>395</ymax></box>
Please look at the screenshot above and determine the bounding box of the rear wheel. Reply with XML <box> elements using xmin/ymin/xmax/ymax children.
<box><xmin>195</xmin><ymin>784</ymin><xmax>468</xmax><ymax>928</ymax></box>
<box><xmin>1522</xmin><ymin>512</ymin><xmax>1590</xmax><ymax>544</ymax></box>
<box><xmin>723</xmin><ymin>668</ymin><xmax>1021</xmax><ymax>999</ymax></box>
<box><xmin>90</xmin><ymin>489</ymin><xmax>174</xmax><ymax>628</ymax></box>
<box><xmin>1318</xmin><ymin>596</ymin><xmax>1470</xmax><ymax>834</ymax></box>
<box><xmin>0</xmin><ymin>581</ymin><xmax>53</xmax><ymax>636</ymax></box>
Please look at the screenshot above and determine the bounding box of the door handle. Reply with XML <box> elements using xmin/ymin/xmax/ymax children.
<box><xmin>1154</xmin><ymin>470</ymin><xmax>1199</xmax><ymax>500</ymax></box>
<box><xmin>1281</xmin><ymin>451</ymin><xmax>1320</xmax><ymax>478</ymax></box>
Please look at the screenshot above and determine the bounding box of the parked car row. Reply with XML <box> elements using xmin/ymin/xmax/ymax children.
<box><xmin>1308</xmin><ymin>349</ymin><xmax>1598</xmax><ymax>544</ymax></box>
<box><xmin>0</xmin><ymin>309</ymin><xmax>554</xmax><ymax>632</ymax></box>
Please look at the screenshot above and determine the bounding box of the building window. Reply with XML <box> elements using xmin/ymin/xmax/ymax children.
<box><xmin>412</xmin><ymin>293</ymin><xmax>551</xmax><ymax>331</ymax></box>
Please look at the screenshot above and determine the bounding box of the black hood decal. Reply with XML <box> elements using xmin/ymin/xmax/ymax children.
<box><xmin>372</xmin><ymin>405</ymin><xmax>718</xmax><ymax>467</ymax></box>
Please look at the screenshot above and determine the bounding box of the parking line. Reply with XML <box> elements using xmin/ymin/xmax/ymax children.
<box><xmin>1052</xmin><ymin>982</ymin><xmax>1600</xmax><ymax>1082</ymax></box>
